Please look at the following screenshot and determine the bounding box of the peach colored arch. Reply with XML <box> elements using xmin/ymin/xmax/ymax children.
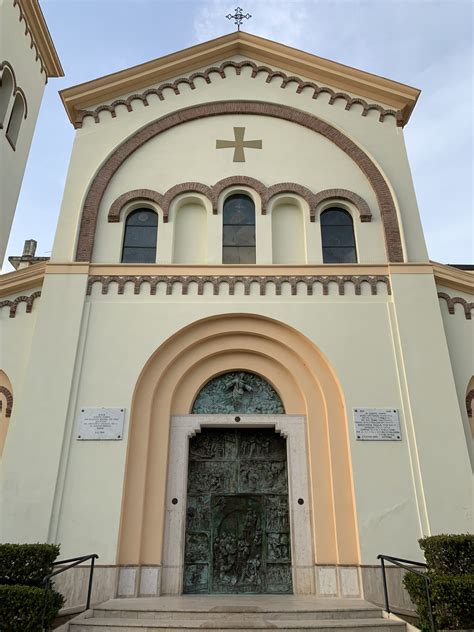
<box><xmin>0</xmin><ymin>370</ymin><xmax>13</xmax><ymax>456</ymax></box>
<box><xmin>117</xmin><ymin>314</ymin><xmax>360</xmax><ymax>568</ymax></box>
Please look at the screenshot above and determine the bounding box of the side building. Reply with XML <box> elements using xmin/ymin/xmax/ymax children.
<box><xmin>0</xmin><ymin>0</ymin><xmax>63</xmax><ymax>269</ymax></box>
<box><xmin>0</xmin><ymin>32</ymin><xmax>472</xmax><ymax>609</ymax></box>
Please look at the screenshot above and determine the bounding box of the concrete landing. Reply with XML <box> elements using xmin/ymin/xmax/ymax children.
<box><xmin>68</xmin><ymin>596</ymin><xmax>405</xmax><ymax>632</ymax></box>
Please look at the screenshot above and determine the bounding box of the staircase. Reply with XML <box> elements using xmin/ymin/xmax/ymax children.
<box><xmin>68</xmin><ymin>596</ymin><xmax>406</xmax><ymax>631</ymax></box>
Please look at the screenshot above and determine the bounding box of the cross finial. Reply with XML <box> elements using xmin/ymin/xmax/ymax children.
<box><xmin>226</xmin><ymin>7</ymin><xmax>251</xmax><ymax>31</ymax></box>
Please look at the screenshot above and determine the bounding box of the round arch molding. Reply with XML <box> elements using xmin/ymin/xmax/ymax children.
<box><xmin>75</xmin><ymin>100</ymin><xmax>404</xmax><ymax>263</ymax></box>
<box><xmin>117</xmin><ymin>314</ymin><xmax>360</xmax><ymax>578</ymax></box>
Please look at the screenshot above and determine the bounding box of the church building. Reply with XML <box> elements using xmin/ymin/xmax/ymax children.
<box><xmin>0</xmin><ymin>22</ymin><xmax>472</xmax><ymax>617</ymax></box>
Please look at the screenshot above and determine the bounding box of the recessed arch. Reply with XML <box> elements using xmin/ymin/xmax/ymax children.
<box><xmin>117</xmin><ymin>313</ymin><xmax>360</xmax><ymax>573</ymax></box>
<box><xmin>0</xmin><ymin>61</ymin><xmax>16</xmax><ymax>128</ymax></box>
<box><xmin>75</xmin><ymin>101</ymin><xmax>403</xmax><ymax>263</ymax></box>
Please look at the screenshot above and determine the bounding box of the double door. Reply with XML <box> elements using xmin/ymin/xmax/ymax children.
<box><xmin>183</xmin><ymin>428</ymin><xmax>293</xmax><ymax>594</ymax></box>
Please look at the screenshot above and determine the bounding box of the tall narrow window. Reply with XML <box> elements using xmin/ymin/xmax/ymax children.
<box><xmin>121</xmin><ymin>208</ymin><xmax>158</xmax><ymax>263</ymax></box>
<box><xmin>321</xmin><ymin>208</ymin><xmax>357</xmax><ymax>263</ymax></box>
<box><xmin>223</xmin><ymin>194</ymin><xmax>256</xmax><ymax>264</ymax></box>
<box><xmin>6</xmin><ymin>92</ymin><xmax>25</xmax><ymax>149</ymax></box>
<box><xmin>0</xmin><ymin>66</ymin><xmax>14</xmax><ymax>128</ymax></box>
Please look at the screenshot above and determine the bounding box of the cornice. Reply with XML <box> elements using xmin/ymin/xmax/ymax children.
<box><xmin>0</xmin><ymin>261</ymin><xmax>46</xmax><ymax>297</ymax></box>
<box><xmin>432</xmin><ymin>261</ymin><xmax>474</xmax><ymax>295</ymax></box>
<box><xmin>72</xmin><ymin>60</ymin><xmax>403</xmax><ymax>130</ymax></box>
<box><xmin>13</xmin><ymin>0</ymin><xmax>63</xmax><ymax>78</ymax></box>
<box><xmin>60</xmin><ymin>31</ymin><xmax>419</xmax><ymax>126</ymax></box>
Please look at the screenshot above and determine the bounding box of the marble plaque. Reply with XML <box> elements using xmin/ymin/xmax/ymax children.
<box><xmin>77</xmin><ymin>407</ymin><xmax>124</xmax><ymax>440</ymax></box>
<box><xmin>354</xmin><ymin>408</ymin><xmax>401</xmax><ymax>441</ymax></box>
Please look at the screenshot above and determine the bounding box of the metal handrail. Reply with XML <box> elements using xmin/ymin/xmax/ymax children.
<box><xmin>377</xmin><ymin>554</ymin><xmax>436</xmax><ymax>632</ymax></box>
<box><xmin>41</xmin><ymin>553</ymin><xmax>99</xmax><ymax>632</ymax></box>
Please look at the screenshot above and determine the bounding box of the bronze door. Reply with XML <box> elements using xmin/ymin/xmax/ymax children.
<box><xmin>183</xmin><ymin>428</ymin><xmax>293</xmax><ymax>594</ymax></box>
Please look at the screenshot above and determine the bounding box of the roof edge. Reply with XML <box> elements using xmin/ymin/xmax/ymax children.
<box><xmin>432</xmin><ymin>260</ymin><xmax>474</xmax><ymax>294</ymax></box>
<box><xmin>59</xmin><ymin>31</ymin><xmax>419</xmax><ymax>126</ymax></box>
<box><xmin>18</xmin><ymin>0</ymin><xmax>64</xmax><ymax>77</ymax></box>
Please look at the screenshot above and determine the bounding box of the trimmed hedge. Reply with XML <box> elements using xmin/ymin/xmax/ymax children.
<box><xmin>0</xmin><ymin>543</ymin><xmax>60</xmax><ymax>587</ymax></box>
<box><xmin>418</xmin><ymin>534</ymin><xmax>473</xmax><ymax>576</ymax></box>
<box><xmin>0</xmin><ymin>584</ymin><xmax>64</xmax><ymax>632</ymax></box>
<box><xmin>404</xmin><ymin>574</ymin><xmax>473</xmax><ymax>631</ymax></box>
<box><xmin>403</xmin><ymin>534</ymin><xmax>474</xmax><ymax>631</ymax></box>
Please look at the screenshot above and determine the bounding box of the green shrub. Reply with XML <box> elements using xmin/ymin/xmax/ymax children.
<box><xmin>0</xmin><ymin>584</ymin><xmax>64</xmax><ymax>632</ymax></box>
<box><xmin>404</xmin><ymin>573</ymin><xmax>474</xmax><ymax>631</ymax></box>
<box><xmin>418</xmin><ymin>534</ymin><xmax>474</xmax><ymax>576</ymax></box>
<box><xmin>0</xmin><ymin>543</ymin><xmax>60</xmax><ymax>587</ymax></box>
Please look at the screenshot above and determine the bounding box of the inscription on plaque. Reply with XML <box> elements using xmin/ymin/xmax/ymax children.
<box><xmin>354</xmin><ymin>408</ymin><xmax>401</xmax><ymax>441</ymax></box>
<box><xmin>77</xmin><ymin>407</ymin><xmax>124</xmax><ymax>440</ymax></box>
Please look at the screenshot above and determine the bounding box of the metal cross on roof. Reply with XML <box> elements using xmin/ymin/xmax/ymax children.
<box><xmin>226</xmin><ymin>7</ymin><xmax>252</xmax><ymax>31</ymax></box>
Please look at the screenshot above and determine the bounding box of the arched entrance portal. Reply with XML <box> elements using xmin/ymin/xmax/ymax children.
<box><xmin>117</xmin><ymin>314</ymin><xmax>360</xmax><ymax>597</ymax></box>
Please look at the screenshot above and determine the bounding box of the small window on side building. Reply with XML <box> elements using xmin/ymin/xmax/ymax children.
<box><xmin>6</xmin><ymin>92</ymin><xmax>25</xmax><ymax>149</ymax></box>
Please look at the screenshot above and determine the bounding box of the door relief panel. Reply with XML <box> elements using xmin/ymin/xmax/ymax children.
<box><xmin>184</xmin><ymin>428</ymin><xmax>292</xmax><ymax>594</ymax></box>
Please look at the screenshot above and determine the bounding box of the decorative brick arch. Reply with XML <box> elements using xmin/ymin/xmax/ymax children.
<box><xmin>211</xmin><ymin>176</ymin><xmax>269</xmax><ymax>214</ymax></box>
<box><xmin>313</xmin><ymin>188</ymin><xmax>372</xmax><ymax>223</ymax></box>
<box><xmin>0</xmin><ymin>385</ymin><xmax>13</xmax><ymax>418</ymax></box>
<box><xmin>76</xmin><ymin>101</ymin><xmax>403</xmax><ymax>262</ymax></box>
<box><xmin>267</xmin><ymin>182</ymin><xmax>315</xmax><ymax>218</ymax></box>
<box><xmin>108</xmin><ymin>189</ymin><xmax>164</xmax><ymax>223</ymax></box>
<box><xmin>162</xmin><ymin>182</ymin><xmax>213</xmax><ymax>219</ymax></box>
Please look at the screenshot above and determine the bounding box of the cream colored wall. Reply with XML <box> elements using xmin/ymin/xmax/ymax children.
<box><xmin>52</xmin><ymin>55</ymin><xmax>427</xmax><ymax>265</ymax></box>
<box><xmin>0</xmin><ymin>274</ymin><xmax>88</xmax><ymax>542</ymax></box>
<box><xmin>0</xmin><ymin>0</ymin><xmax>47</xmax><ymax>269</ymax></box>
<box><xmin>2</xmin><ymin>268</ymin><xmax>470</xmax><ymax>566</ymax></box>
<box><xmin>437</xmin><ymin>283</ymin><xmax>474</xmax><ymax>467</ymax></box>
<box><xmin>0</xmin><ymin>291</ymin><xmax>39</xmax><ymax>456</ymax></box>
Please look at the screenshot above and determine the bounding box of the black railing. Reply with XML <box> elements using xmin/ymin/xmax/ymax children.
<box><xmin>377</xmin><ymin>554</ymin><xmax>436</xmax><ymax>632</ymax></box>
<box><xmin>42</xmin><ymin>553</ymin><xmax>99</xmax><ymax>631</ymax></box>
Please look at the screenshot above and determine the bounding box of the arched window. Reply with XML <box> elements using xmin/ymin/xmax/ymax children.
<box><xmin>0</xmin><ymin>65</ymin><xmax>14</xmax><ymax>128</ymax></box>
<box><xmin>121</xmin><ymin>208</ymin><xmax>158</xmax><ymax>263</ymax></box>
<box><xmin>223</xmin><ymin>194</ymin><xmax>256</xmax><ymax>264</ymax></box>
<box><xmin>321</xmin><ymin>208</ymin><xmax>357</xmax><ymax>263</ymax></box>
<box><xmin>6</xmin><ymin>92</ymin><xmax>25</xmax><ymax>149</ymax></box>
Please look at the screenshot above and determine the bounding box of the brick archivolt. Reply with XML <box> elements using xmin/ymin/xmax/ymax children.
<box><xmin>78</xmin><ymin>101</ymin><xmax>402</xmax><ymax>262</ymax></box>
<box><xmin>437</xmin><ymin>292</ymin><xmax>473</xmax><ymax>320</ymax></box>
<box><xmin>86</xmin><ymin>274</ymin><xmax>391</xmax><ymax>297</ymax></box>
<box><xmin>0</xmin><ymin>385</ymin><xmax>13</xmax><ymax>418</ymax></box>
<box><xmin>75</xmin><ymin>60</ymin><xmax>402</xmax><ymax>129</ymax></box>
<box><xmin>108</xmin><ymin>180</ymin><xmax>372</xmax><ymax>224</ymax></box>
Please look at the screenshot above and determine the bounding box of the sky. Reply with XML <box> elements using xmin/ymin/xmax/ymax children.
<box><xmin>3</xmin><ymin>0</ymin><xmax>473</xmax><ymax>270</ymax></box>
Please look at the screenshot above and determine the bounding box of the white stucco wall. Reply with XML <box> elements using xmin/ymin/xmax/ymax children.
<box><xmin>0</xmin><ymin>0</ymin><xmax>47</xmax><ymax>269</ymax></box>
<box><xmin>437</xmin><ymin>283</ymin><xmax>474</xmax><ymax>466</ymax></box>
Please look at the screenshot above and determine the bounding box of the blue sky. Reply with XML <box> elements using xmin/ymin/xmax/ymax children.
<box><xmin>3</xmin><ymin>0</ymin><xmax>473</xmax><ymax>269</ymax></box>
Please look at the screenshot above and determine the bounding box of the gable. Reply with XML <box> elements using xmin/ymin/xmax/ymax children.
<box><xmin>60</xmin><ymin>31</ymin><xmax>420</xmax><ymax>128</ymax></box>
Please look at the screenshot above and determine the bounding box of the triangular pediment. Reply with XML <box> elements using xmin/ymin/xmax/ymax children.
<box><xmin>60</xmin><ymin>31</ymin><xmax>419</xmax><ymax>127</ymax></box>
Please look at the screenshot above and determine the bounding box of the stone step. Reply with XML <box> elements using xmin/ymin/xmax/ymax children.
<box><xmin>70</xmin><ymin>618</ymin><xmax>405</xmax><ymax>632</ymax></box>
<box><xmin>92</xmin><ymin>608</ymin><xmax>382</xmax><ymax>621</ymax></box>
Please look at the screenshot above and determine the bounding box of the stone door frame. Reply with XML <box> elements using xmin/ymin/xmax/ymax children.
<box><xmin>161</xmin><ymin>414</ymin><xmax>315</xmax><ymax>595</ymax></box>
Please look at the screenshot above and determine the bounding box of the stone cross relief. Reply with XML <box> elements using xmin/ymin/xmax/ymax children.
<box><xmin>216</xmin><ymin>127</ymin><xmax>262</xmax><ymax>162</ymax></box>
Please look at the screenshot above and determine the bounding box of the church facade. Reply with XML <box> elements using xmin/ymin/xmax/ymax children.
<box><xmin>0</xmin><ymin>31</ymin><xmax>472</xmax><ymax>607</ymax></box>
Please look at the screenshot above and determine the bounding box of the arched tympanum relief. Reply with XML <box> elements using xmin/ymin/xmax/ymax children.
<box><xmin>192</xmin><ymin>371</ymin><xmax>285</xmax><ymax>414</ymax></box>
